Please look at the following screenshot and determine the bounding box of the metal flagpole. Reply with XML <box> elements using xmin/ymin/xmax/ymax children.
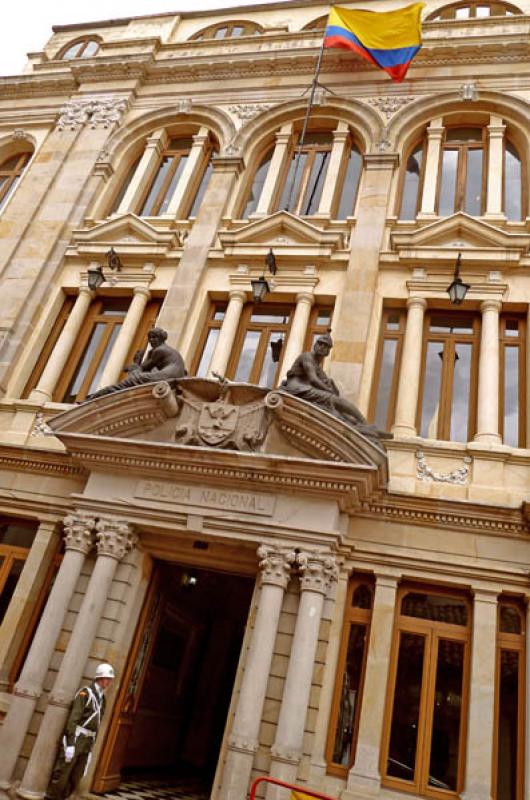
<box><xmin>285</xmin><ymin>31</ymin><xmax>329</xmax><ymax>214</ymax></box>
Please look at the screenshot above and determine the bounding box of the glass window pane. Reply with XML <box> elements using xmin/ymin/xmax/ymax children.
<box><xmin>504</xmin><ymin>144</ymin><xmax>522</xmax><ymax>221</ymax></box>
<box><xmin>0</xmin><ymin>523</ymin><xmax>36</xmax><ymax>548</ymax></box>
<box><xmin>234</xmin><ymin>330</ymin><xmax>261</xmax><ymax>382</ymax></box>
<box><xmin>63</xmin><ymin>42</ymin><xmax>83</xmax><ymax>60</ymax></box>
<box><xmin>214</xmin><ymin>27</ymin><xmax>228</xmax><ymax>38</ymax></box>
<box><xmin>352</xmin><ymin>584</ymin><xmax>372</xmax><ymax>609</ymax></box>
<box><xmin>249</xmin><ymin>310</ymin><xmax>290</xmax><ymax>324</ymax></box>
<box><xmin>429</xmin><ymin>315</ymin><xmax>474</xmax><ymax>334</ymax></box>
<box><xmin>302</xmin><ymin>152</ymin><xmax>330</xmax><ymax>215</ymax></box>
<box><xmin>464</xmin><ymin>148</ymin><xmax>483</xmax><ymax>215</ymax></box>
<box><xmin>101</xmin><ymin>298</ymin><xmax>129</xmax><ymax>315</ymax></box>
<box><xmin>65</xmin><ymin>323</ymin><xmax>107</xmax><ymax>401</ymax></box>
<box><xmin>258</xmin><ymin>332</ymin><xmax>285</xmax><ymax>388</ymax></box>
<box><xmin>503</xmin><ymin>345</ymin><xmax>519</xmax><ymax>447</ymax></box>
<box><xmin>279</xmin><ymin>153</ymin><xmax>307</xmax><ymax>212</ymax></box>
<box><xmin>476</xmin><ymin>5</ymin><xmax>491</xmax><ymax>15</ymax></box>
<box><xmin>439</xmin><ymin>150</ymin><xmax>458</xmax><ymax>215</ymax></box>
<box><xmin>446</xmin><ymin>128</ymin><xmax>482</xmax><ymax>142</ymax></box>
<box><xmin>374</xmin><ymin>339</ymin><xmax>398</xmax><ymax>430</ymax></box>
<box><xmin>0</xmin><ymin>175</ymin><xmax>20</xmax><ymax>211</ymax></box>
<box><xmin>387</xmin><ymin>632</ymin><xmax>425</xmax><ymax>782</ymax></box>
<box><xmin>504</xmin><ymin>319</ymin><xmax>519</xmax><ymax>337</ymax></box>
<box><xmin>400</xmin><ymin>147</ymin><xmax>423</xmax><ymax>220</ymax></box>
<box><xmin>243</xmin><ymin>150</ymin><xmax>273</xmax><ymax>217</ymax></box>
<box><xmin>213</xmin><ymin>307</ymin><xmax>226</xmax><ymax>322</ymax></box>
<box><xmin>159</xmin><ymin>155</ymin><xmax>188</xmax><ymax>215</ymax></box>
<box><xmin>140</xmin><ymin>156</ymin><xmax>173</xmax><ymax>216</ymax></box>
<box><xmin>196</xmin><ymin>329</ymin><xmax>220</xmax><ymax>378</ymax></box>
<box><xmin>189</xmin><ymin>161</ymin><xmax>213</xmax><ymax>217</ymax></box>
<box><xmin>82</xmin><ymin>40</ymin><xmax>99</xmax><ymax>57</ymax></box>
<box><xmin>420</xmin><ymin>341</ymin><xmax>444</xmax><ymax>439</ymax></box>
<box><xmin>450</xmin><ymin>342</ymin><xmax>472</xmax><ymax>442</ymax></box>
<box><xmin>386</xmin><ymin>313</ymin><xmax>402</xmax><ymax>331</ymax></box>
<box><xmin>401</xmin><ymin>593</ymin><xmax>468</xmax><ymax>626</ymax></box>
<box><xmin>86</xmin><ymin>324</ymin><xmax>123</xmax><ymax>396</ymax></box>
<box><xmin>231</xmin><ymin>26</ymin><xmax>244</xmax><ymax>36</ymax></box>
<box><xmin>337</xmin><ymin>148</ymin><xmax>362</xmax><ymax>219</ymax></box>
<box><xmin>497</xmin><ymin>649</ymin><xmax>519</xmax><ymax>800</ymax></box>
<box><xmin>456</xmin><ymin>6</ymin><xmax>471</xmax><ymax>16</ymax></box>
<box><xmin>332</xmin><ymin>623</ymin><xmax>367</xmax><ymax>765</ymax></box>
<box><xmin>110</xmin><ymin>156</ymin><xmax>141</xmax><ymax>214</ymax></box>
<box><xmin>428</xmin><ymin>639</ymin><xmax>464</xmax><ymax>791</ymax></box>
<box><xmin>500</xmin><ymin>605</ymin><xmax>522</xmax><ymax>634</ymax></box>
<box><xmin>316</xmin><ymin>309</ymin><xmax>331</xmax><ymax>326</ymax></box>
<box><xmin>0</xmin><ymin>558</ymin><xmax>25</xmax><ymax>624</ymax></box>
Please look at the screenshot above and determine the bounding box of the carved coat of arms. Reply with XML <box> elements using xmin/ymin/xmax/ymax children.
<box><xmin>198</xmin><ymin>401</ymin><xmax>239</xmax><ymax>445</ymax></box>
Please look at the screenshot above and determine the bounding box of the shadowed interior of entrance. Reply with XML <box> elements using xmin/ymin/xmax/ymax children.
<box><xmin>94</xmin><ymin>562</ymin><xmax>254</xmax><ymax>795</ymax></box>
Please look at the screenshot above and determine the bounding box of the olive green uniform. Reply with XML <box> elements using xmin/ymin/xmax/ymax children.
<box><xmin>46</xmin><ymin>681</ymin><xmax>106</xmax><ymax>800</ymax></box>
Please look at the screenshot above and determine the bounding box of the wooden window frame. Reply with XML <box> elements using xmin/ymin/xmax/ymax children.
<box><xmin>334</xmin><ymin>137</ymin><xmax>363</xmax><ymax>219</ymax></box>
<box><xmin>398</xmin><ymin>139</ymin><xmax>428</xmax><ymax>219</ymax></box>
<box><xmin>369</xmin><ymin>307</ymin><xmax>406</xmax><ymax>430</ymax></box>
<box><xmin>191</xmin><ymin>21</ymin><xmax>263</xmax><ymax>40</ymax></box>
<box><xmin>416</xmin><ymin>310</ymin><xmax>480</xmax><ymax>442</ymax></box>
<box><xmin>0</xmin><ymin>152</ymin><xmax>31</xmax><ymax>211</ymax></box>
<box><xmin>499</xmin><ymin>314</ymin><xmax>526</xmax><ymax>448</ymax></box>
<box><xmin>436</xmin><ymin>128</ymin><xmax>488</xmax><ymax>216</ymax></box>
<box><xmin>503</xmin><ymin>138</ymin><xmax>526</xmax><ymax>222</ymax></box>
<box><xmin>0</xmin><ymin>517</ymin><xmax>39</xmax><ymax>629</ymax></box>
<box><xmin>381</xmin><ymin>583</ymin><xmax>471</xmax><ymax>799</ymax></box>
<box><xmin>23</xmin><ymin>294</ymin><xmax>162</xmax><ymax>403</ymax></box>
<box><xmin>59</xmin><ymin>37</ymin><xmax>100</xmax><ymax>60</ymax></box>
<box><xmin>240</xmin><ymin>143</ymin><xmax>275</xmax><ymax>219</ymax></box>
<box><xmin>276</xmin><ymin>132</ymin><xmax>334</xmax><ymax>216</ymax></box>
<box><xmin>326</xmin><ymin>576</ymin><xmax>374</xmax><ymax>776</ymax></box>
<box><xmin>492</xmin><ymin>597</ymin><xmax>525</xmax><ymax>800</ymax></box>
<box><xmin>227</xmin><ymin>303</ymin><xmax>294</xmax><ymax>386</ymax></box>
<box><xmin>138</xmin><ymin>139</ymin><xmax>194</xmax><ymax>217</ymax></box>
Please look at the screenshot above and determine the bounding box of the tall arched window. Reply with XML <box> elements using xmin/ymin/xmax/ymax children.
<box><xmin>278</xmin><ymin>131</ymin><xmax>333</xmax><ymax>215</ymax></box>
<box><xmin>427</xmin><ymin>1</ymin><xmax>521</xmax><ymax>19</ymax></box>
<box><xmin>439</xmin><ymin>127</ymin><xmax>485</xmax><ymax>216</ymax></box>
<box><xmin>58</xmin><ymin>37</ymin><xmax>100</xmax><ymax>60</ymax></box>
<box><xmin>0</xmin><ymin>151</ymin><xmax>32</xmax><ymax>212</ymax></box>
<box><xmin>399</xmin><ymin>143</ymin><xmax>424</xmax><ymax>220</ymax></box>
<box><xmin>191</xmin><ymin>20</ymin><xmax>263</xmax><ymax>40</ymax></box>
<box><xmin>243</xmin><ymin>147</ymin><xmax>274</xmax><ymax>218</ymax></box>
<box><xmin>140</xmin><ymin>138</ymin><xmax>193</xmax><ymax>216</ymax></box>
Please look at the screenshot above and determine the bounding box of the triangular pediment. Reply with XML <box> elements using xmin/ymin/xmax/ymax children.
<box><xmin>70</xmin><ymin>213</ymin><xmax>180</xmax><ymax>254</ymax></box>
<box><xmin>219</xmin><ymin>211</ymin><xmax>345</xmax><ymax>250</ymax></box>
<box><xmin>391</xmin><ymin>213</ymin><xmax>530</xmax><ymax>261</ymax></box>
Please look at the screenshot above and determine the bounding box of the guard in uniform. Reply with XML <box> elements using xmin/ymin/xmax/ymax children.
<box><xmin>46</xmin><ymin>663</ymin><xmax>115</xmax><ymax>800</ymax></box>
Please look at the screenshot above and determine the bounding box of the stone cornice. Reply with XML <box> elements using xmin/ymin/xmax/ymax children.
<box><xmin>0</xmin><ymin>445</ymin><xmax>84</xmax><ymax>478</ymax></box>
<box><xmin>0</xmin><ymin>74</ymin><xmax>77</xmax><ymax>99</ymax></box>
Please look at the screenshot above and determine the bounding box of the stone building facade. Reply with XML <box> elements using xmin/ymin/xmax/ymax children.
<box><xmin>0</xmin><ymin>2</ymin><xmax>529</xmax><ymax>800</ymax></box>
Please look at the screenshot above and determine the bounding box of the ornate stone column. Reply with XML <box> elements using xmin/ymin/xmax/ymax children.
<box><xmin>266</xmin><ymin>552</ymin><xmax>338</xmax><ymax>800</ymax></box>
<box><xmin>207</xmin><ymin>289</ymin><xmax>247</xmax><ymax>378</ymax></box>
<box><xmin>255</xmin><ymin>123</ymin><xmax>293</xmax><ymax>216</ymax></box>
<box><xmin>392</xmin><ymin>297</ymin><xmax>427</xmax><ymax>438</ymax></box>
<box><xmin>219</xmin><ymin>545</ymin><xmax>294</xmax><ymax>800</ymax></box>
<box><xmin>29</xmin><ymin>286</ymin><xmax>94</xmax><ymax>403</ymax></box>
<box><xmin>419</xmin><ymin>118</ymin><xmax>444</xmax><ymax>217</ymax></box>
<box><xmin>278</xmin><ymin>291</ymin><xmax>315</xmax><ymax>383</ymax></box>
<box><xmin>317</xmin><ymin>122</ymin><xmax>349</xmax><ymax>217</ymax></box>
<box><xmin>346</xmin><ymin>573</ymin><xmax>398</xmax><ymax>796</ymax></box>
<box><xmin>485</xmin><ymin>116</ymin><xmax>505</xmax><ymax>219</ymax></box>
<box><xmin>0</xmin><ymin>513</ymin><xmax>95</xmax><ymax>796</ymax></box>
<box><xmin>116</xmin><ymin>130</ymin><xmax>168</xmax><ymax>215</ymax></box>
<box><xmin>96</xmin><ymin>285</ymin><xmax>151</xmax><ymax>390</ymax></box>
<box><xmin>165</xmin><ymin>127</ymin><xmax>210</xmax><ymax>219</ymax></box>
<box><xmin>461</xmin><ymin>588</ymin><xmax>497</xmax><ymax>800</ymax></box>
<box><xmin>17</xmin><ymin>518</ymin><xmax>136</xmax><ymax>800</ymax></box>
<box><xmin>475</xmin><ymin>299</ymin><xmax>502</xmax><ymax>444</ymax></box>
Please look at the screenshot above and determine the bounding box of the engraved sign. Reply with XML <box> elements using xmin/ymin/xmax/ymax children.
<box><xmin>135</xmin><ymin>479</ymin><xmax>276</xmax><ymax>516</ymax></box>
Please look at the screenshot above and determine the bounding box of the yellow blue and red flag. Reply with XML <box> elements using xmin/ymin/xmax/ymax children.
<box><xmin>324</xmin><ymin>3</ymin><xmax>424</xmax><ymax>82</ymax></box>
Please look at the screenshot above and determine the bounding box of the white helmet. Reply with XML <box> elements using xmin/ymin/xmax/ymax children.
<box><xmin>95</xmin><ymin>663</ymin><xmax>115</xmax><ymax>680</ymax></box>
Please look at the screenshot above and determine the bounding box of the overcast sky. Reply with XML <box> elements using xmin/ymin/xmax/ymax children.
<box><xmin>0</xmin><ymin>0</ymin><xmax>280</xmax><ymax>77</ymax></box>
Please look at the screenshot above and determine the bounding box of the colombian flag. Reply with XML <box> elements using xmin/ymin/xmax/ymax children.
<box><xmin>324</xmin><ymin>3</ymin><xmax>424</xmax><ymax>82</ymax></box>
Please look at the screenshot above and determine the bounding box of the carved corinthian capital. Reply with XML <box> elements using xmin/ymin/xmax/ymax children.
<box><xmin>63</xmin><ymin>512</ymin><xmax>96</xmax><ymax>554</ymax></box>
<box><xmin>95</xmin><ymin>518</ymin><xmax>137</xmax><ymax>560</ymax></box>
<box><xmin>297</xmin><ymin>551</ymin><xmax>338</xmax><ymax>594</ymax></box>
<box><xmin>257</xmin><ymin>544</ymin><xmax>295</xmax><ymax>589</ymax></box>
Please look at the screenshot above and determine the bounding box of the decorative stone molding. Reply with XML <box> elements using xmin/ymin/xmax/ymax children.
<box><xmin>227</xmin><ymin>734</ymin><xmax>258</xmax><ymax>755</ymax></box>
<box><xmin>95</xmin><ymin>518</ymin><xmax>137</xmax><ymax>560</ymax></box>
<box><xmin>297</xmin><ymin>551</ymin><xmax>338</xmax><ymax>594</ymax></box>
<box><xmin>176</xmin><ymin>98</ymin><xmax>193</xmax><ymax>114</ymax></box>
<box><xmin>257</xmin><ymin>544</ymin><xmax>295</xmax><ymax>589</ymax></box>
<box><xmin>460</xmin><ymin>82</ymin><xmax>479</xmax><ymax>101</ymax></box>
<box><xmin>416</xmin><ymin>451</ymin><xmax>472</xmax><ymax>484</ymax></box>
<box><xmin>31</xmin><ymin>412</ymin><xmax>54</xmax><ymax>437</ymax></box>
<box><xmin>270</xmin><ymin>744</ymin><xmax>300</xmax><ymax>764</ymax></box>
<box><xmin>12</xmin><ymin>128</ymin><xmax>31</xmax><ymax>140</ymax></box>
<box><xmin>56</xmin><ymin>96</ymin><xmax>128</xmax><ymax>131</ymax></box>
<box><xmin>228</xmin><ymin>103</ymin><xmax>274</xmax><ymax>121</ymax></box>
<box><xmin>63</xmin><ymin>512</ymin><xmax>96</xmax><ymax>554</ymax></box>
<box><xmin>369</xmin><ymin>95</ymin><xmax>414</xmax><ymax>119</ymax></box>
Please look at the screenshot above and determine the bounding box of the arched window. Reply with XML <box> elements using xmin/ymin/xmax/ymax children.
<box><xmin>191</xmin><ymin>20</ymin><xmax>263</xmax><ymax>40</ymax></box>
<box><xmin>59</xmin><ymin>37</ymin><xmax>100</xmax><ymax>60</ymax></box>
<box><xmin>0</xmin><ymin>151</ymin><xmax>32</xmax><ymax>212</ymax></box>
<box><xmin>427</xmin><ymin>0</ymin><xmax>521</xmax><ymax>18</ymax></box>
<box><xmin>302</xmin><ymin>15</ymin><xmax>328</xmax><ymax>30</ymax></box>
<box><xmin>399</xmin><ymin>143</ymin><xmax>424</xmax><ymax>220</ymax></box>
<box><xmin>278</xmin><ymin>131</ymin><xmax>333</xmax><ymax>215</ymax></box>
<box><xmin>439</xmin><ymin>127</ymin><xmax>485</xmax><ymax>216</ymax></box>
<box><xmin>242</xmin><ymin>147</ymin><xmax>274</xmax><ymax>217</ymax></box>
<box><xmin>140</xmin><ymin>137</ymin><xmax>193</xmax><ymax>216</ymax></box>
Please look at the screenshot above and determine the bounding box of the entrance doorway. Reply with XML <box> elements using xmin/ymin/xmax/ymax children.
<box><xmin>93</xmin><ymin>562</ymin><xmax>254</xmax><ymax>796</ymax></box>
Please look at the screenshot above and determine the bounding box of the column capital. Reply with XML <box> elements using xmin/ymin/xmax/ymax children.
<box><xmin>472</xmin><ymin>586</ymin><xmax>500</xmax><ymax>605</ymax></box>
<box><xmin>211</xmin><ymin>155</ymin><xmax>245</xmax><ymax>175</ymax></box>
<box><xmin>480</xmin><ymin>298</ymin><xmax>502</xmax><ymax>313</ymax></box>
<box><xmin>63</xmin><ymin>512</ymin><xmax>95</xmax><ymax>555</ymax></box>
<box><xmin>274</xmin><ymin>131</ymin><xmax>292</xmax><ymax>146</ymax></box>
<box><xmin>257</xmin><ymin>544</ymin><xmax>295</xmax><ymax>589</ymax></box>
<box><xmin>373</xmin><ymin>572</ymin><xmax>400</xmax><ymax>590</ymax></box>
<box><xmin>295</xmin><ymin>291</ymin><xmax>315</xmax><ymax>306</ymax></box>
<box><xmin>426</xmin><ymin>126</ymin><xmax>445</xmax><ymax>141</ymax></box>
<box><xmin>78</xmin><ymin>284</ymin><xmax>95</xmax><ymax>299</ymax></box>
<box><xmin>95</xmin><ymin>517</ymin><xmax>137</xmax><ymax>560</ymax></box>
<box><xmin>228</xmin><ymin>288</ymin><xmax>248</xmax><ymax>304</ymax></box>
<box><xmin>297</xmin><ymin>551</ymin><xmax>338</xmax><ymax>594</ymax></box>
<box><xmin>145</xmin><ymin>133</ymin><xmax>167</xmax><ymax>155</ymax></box>
<box><xmin>133</xmin><ymin>285</ymin><xmax>151</xmax><ymax>299</ymax></box>
<box><xmin>407</xmin><ymin>295</ymin><xmax>428</xmax><ymax>311</ymax></box>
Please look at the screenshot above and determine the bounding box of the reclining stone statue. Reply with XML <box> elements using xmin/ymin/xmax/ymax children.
<box><xmin>280</xmin><ymin>332</ymin><xmax>391</xmax><ymax>445</ymax></box>
<box><xmin>87</xmin><ymin>327</ymin><xmax>186</xmax><ymax>400</ymax></box>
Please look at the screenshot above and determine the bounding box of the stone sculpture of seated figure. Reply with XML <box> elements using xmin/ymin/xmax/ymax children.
<box><xmin>280</xmin><ymin>333</ymin><xmax>392</xmax><ymax>445</ymax></box>
<box><xmin>87</xmin><ymin>327</ymin><xmax>186</xmax><ymax>400</ymax></box>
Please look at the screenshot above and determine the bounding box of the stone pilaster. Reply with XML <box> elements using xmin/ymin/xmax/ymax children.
<box><xmin>485</xmin><ymin>116</ymin><xmax>506</xmax><ymax>219</ymax></box>
<box><xmin>96</xmin><ymin>285</ymin><xmax>151</xmax><ymax>390</ymax></box>
<box><xmin>266</xmin><ymin>552</ymin><xmax>338</xmax><ymax>800</ymax></box>
<box><xmin>278</xmin><ymin>291</ymin><xmax>315</xmax><ymax>383</ymax></box>
<box><xmin>117</xmin><ymin>130</ymin><xmax>168</xmax><ymax>215</ymax></box>
<box><xmin>0</xmin><ymin>513</ymin><xmax>95</xmax><ymax>795</ymax></box>
<box><xmin>17</xmin><ymin>518</ymin><xmax>136</xmax><ymax>800</ymax></box>
<box><xmin>475</xmin><ymin>299</ymin><xmax>502</xmax><ymax>444</ymax></box>
<box><xmin>255</xmin><ymin>123</ymin><xmax>293</xmax><ymax>216</ymax></box>
<box><xmin>219</xmin><ymin>544</ymin><xmax>294</xmax><ymax>800</ymax></box>
<box><xmin>208</xmin><ymin>289</ymin><xmax>247</xmax><ymax>378</ymax></box>
<box><xmin>392</xmin><ymin>297</ymin><xmax>427</xmax><ymax>438</ymax></box>
<box><xmin>418</xmin><ymin>118</ymin><xmax>444</xmax><ymax>217</ymax></box>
